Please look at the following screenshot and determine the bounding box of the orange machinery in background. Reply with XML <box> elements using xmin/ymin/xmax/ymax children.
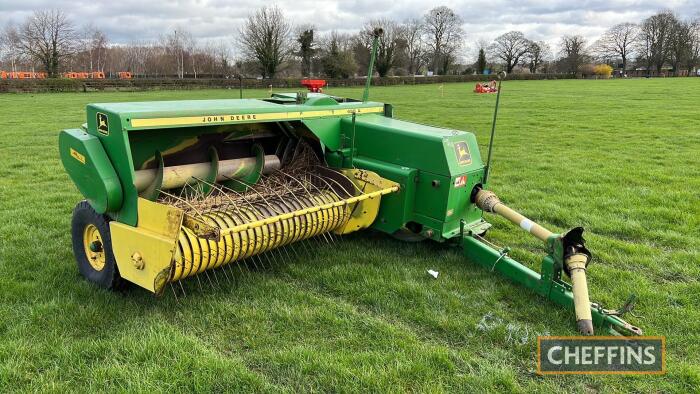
<box><xmin>63</xmin><ymin>72</ymin><xmax>90</xmax><ymax>79</ymax></box>
<box><xmin>7</xmin><ymin>71</ymin><xmax>35</xmax><ymax>79</ymax></box>
<box><xmin>117</xmin><ymin>71</ymin><xmax>133</xmax><ymax>79</ymax></box>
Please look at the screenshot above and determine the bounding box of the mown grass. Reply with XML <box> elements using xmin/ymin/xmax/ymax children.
<box><xmin>0</xmin><ymin>79</ymin><xmax>698</xmax><ymax>392</ymax></box>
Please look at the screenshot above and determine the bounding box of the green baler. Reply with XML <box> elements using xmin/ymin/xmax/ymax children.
<box><xmin>59</xmin><ymin>89</ymin><xmax>642</xmax><ymax>336</ymax></box>
<box><xmin>58</xmin><ymin>24</ymin><xmax>640</xmax><ymax>337</ymax></box>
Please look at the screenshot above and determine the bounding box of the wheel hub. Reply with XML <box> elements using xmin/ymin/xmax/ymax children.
<box><xmin>83</xmin><ymin>224</ymin><xmax>106</xmax><ymax>271</ymax></box>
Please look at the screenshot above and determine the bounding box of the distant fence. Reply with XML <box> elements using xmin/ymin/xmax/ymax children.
<box><xmin>0</xmin><ymin>73</ymin><xmax>576</xmax><ymax>93</ymax></box>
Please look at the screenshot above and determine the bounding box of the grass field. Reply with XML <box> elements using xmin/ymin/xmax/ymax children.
<box><xmin>0</xmin><ymin>78</ymin><xmax>698</xmax><ymax>392</ymax></box>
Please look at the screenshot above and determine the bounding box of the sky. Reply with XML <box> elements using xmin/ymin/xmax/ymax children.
<box><xmin>1</xmin><ymin>0</ymin><xmax>699</xmax><ymax>59</ymax></box>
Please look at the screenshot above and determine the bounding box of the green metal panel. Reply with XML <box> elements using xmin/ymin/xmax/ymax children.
<box><xmin>338</xmin><ymin>114</ymin><xmax>486</xmax><ymax>240</ymax></box>
<box><xmin>303</xmin><ymin>118</ymin><xmax>342</xmax><ymax>150</ymax></box>
<box><xmin>59</xmin><ymin>129</ymin><xmax>122</xmax><ymax>213</ymax></box>
<box><xmin>345</xmin><ymin>114</ymin><xmax>483</xmax><ymax>175</ymax></box>
<box><xmin>351</xmin><ymin>157</ymin><xmax>417</xmax><ymax>234</ymax></box>
<box><xmin>91</xmin><ymin>98</ymin><xmax>386</xmax><ymax>131</ymax></box>
<box><xmin>84</xmin><ymin>105</ymin><xmax>138</xmax><ymax>225</ymax></box>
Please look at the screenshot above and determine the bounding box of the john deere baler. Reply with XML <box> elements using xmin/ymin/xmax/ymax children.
<box><xmin>58</xmin><ymin>89</ymin><xmax>643</xmax><ymax>336</ymax></box>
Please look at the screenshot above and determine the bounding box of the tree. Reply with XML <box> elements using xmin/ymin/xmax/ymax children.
<box><xmin>559</xmin><ymin>35</ymin><xmax>588</xmax><ymax>74</ymax></box>
<box><xmin>594</xmin><ymin>23</ymin><xmax>638</xmax><ymax>72</ymax></box>
<box><xmin>357</xmin><ymin>19</ymin><xmax>405</xmax><ymax>77</ymax></box>
<box><xmin>213</xmin><ymin>41</ymin><xmax>232</xmax><ymax>76</ymax></box>
<box><xmin>476</xmin><ymin>48</ymin><xmax>487</xmax><ymax>74</ymax></box>
<box><xmin>668</xmin><ymin>18</ymin><xmax>697</xmax><ymax>75</ymax></box>
<box><xmin>1</xmin><ymin>24</ymin><xmax>26</xmax><ymax>73</ymax></box>
<box><xmin>401</xmin><ymin>18</ymin><xmax>426</xmax><ymax>75</ymax></box>
<box><xmin>489</xmin><ymin>31</ymin><xmax>531</xmax><ymax>73</ymax></box>
<box><xmin>296</xmin><ymin>27</ymin><xmax>315</xmax><ymax>77</ymax></box>
<box><xmin>81</xmin><ymin>25</ymin><xmax>108</xmax><ymax>72</ymax></box>
<box><xmin>320</xmin><ymin>32</ymin><xmax>356</xmax><ymax>78</ymax></box>
<box><xmin>238</xmin><ymin>5</ymin><xmax>292</xmax><ymax>78</ymax></box>
<box><xmin>526</xmin><ymin>40</ymin><xmax>550</xmax><ymax>73</ymax></box>
<box><xmin>163</xmin><ymin>29</ymin><xmax>192</xmax><ymax>78</ymax></box>
<box><xmin>183</xmin><ymin>33</ymin><xmax>198</xmax><ymax>78</ymax></box>
<box><xmin>423</xmin><ymin>6</ymin><xmax>464</xmax><ymax>74</ymax></box>
<box><xmin>638</xmin><ymin>10</ymin><xmax>678</xmax><ymax>74</ymax></box>
<box><xmin>685</xmin><ymin>19</ymin><xmax>700</xmax><ymax>74</ymax></box>
<box><xmin>17</xmin><ymin>10</ymin><xmax>77</xmax><ymax>77</ymax></box>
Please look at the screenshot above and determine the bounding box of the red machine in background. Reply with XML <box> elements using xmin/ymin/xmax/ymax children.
<box><xmin>301</xmin><ymin>79</ymin><xmax>326</xmax><ymax>93</ymax></box>
<box><xmin>474</xmin><ymin>80</ymin><xmax>498</xmax><ymax>93</ymax></box>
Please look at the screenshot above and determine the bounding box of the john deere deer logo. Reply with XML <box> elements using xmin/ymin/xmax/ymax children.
<box><xmin>97</xmin><ymin>113</ymin><xmax>109</xmax><ymax>136</ymax></box>
<box><xmin>454</xmin><ymin>142</ymin><xmax>472</xmax><ymax>165</ymax></box>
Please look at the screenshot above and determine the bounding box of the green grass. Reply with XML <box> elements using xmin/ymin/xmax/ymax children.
<box><xmin>1</xmin><ymin>79</ymin><xmax>699</xmax><ymax>392</ymax></box>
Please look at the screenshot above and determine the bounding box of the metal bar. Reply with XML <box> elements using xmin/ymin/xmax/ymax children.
<box><xmin>462</xmin><ymin>235</ymin><xmax>642</xmax><ymax>336</ymax></box>
<box><xmin>483</xmin><ymin>71</ymin><xmax>506</xmax><ymax>185</ymax></box>
<box><xmin>362</xmin><ymin>29</ymin><xmax>382</xmax><ymax>102</ymax></box>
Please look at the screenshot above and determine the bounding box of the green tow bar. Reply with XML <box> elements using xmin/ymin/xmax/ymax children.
<box><xmin>463</xmin><ymin>190</ymin><xmax>642</xmax><ymax>336</ymax></box>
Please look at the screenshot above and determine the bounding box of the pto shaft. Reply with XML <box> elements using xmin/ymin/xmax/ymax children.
<box><xmin>475</xmin><ymin>189</ymin><xmax>594</xmax><ymax>335</ymax></box>
<box><xmin>475</xmin><ymin>189</ymin><xmax>552</xmax><ymax>242</ymax></box>
<box><xmin>566</xmin><ymin>253</ymin><xmax>593</xmax><ymax>334</ymax></box>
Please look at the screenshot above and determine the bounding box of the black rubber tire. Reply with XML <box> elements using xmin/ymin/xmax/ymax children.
<box><xmin>71</xmin><ymin>200</ymin><xmax>123</xmax><ymax>290</ymax></box>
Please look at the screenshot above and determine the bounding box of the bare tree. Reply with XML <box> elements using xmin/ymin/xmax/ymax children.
<box><xmin>238</xmin><ymin>5</ymin><xmax>292</xmax><ymax>78</ymax></box>
<box><xmin>213</xmin><ymin>41</ymin><xmax>232</xmax><ymax>76</ymax></box>
<box><xmin>401</xmin><ymin>18</ymin><xmax>426</xmax><ymax>75</ymax></box>
<box><xmin>559</xmin><ymin>35</ymin><xmax>588</xmax><ymax>74</ymax></box>
<box><xmin>489</xmin><ymin>31</ymin><xmax>531</xmax><ymax>73</ymax></box>
<box><xmin>81</xmin><ymin>25</ymin><xmax>108</xmax><ymax>72</ymax></box>
<box><xmin>668</xmin><ymin>18</ymin><xmax>699</xmax><ymax>75</ymax></box>
<box><xmin>526</xmin><ymin>40</ymin><xmax>551</xmax><ymax>73</ymax></box>
<box><xmin>357</xmin><ymin>19</ymin><xmax>405</xmax><ymax>77</ymax></box>
<box><xmin>1</xmin><ymin>24</ymin><xmax>26</xmax><ymax>73</ymax></box>
<box><xmin>423</xmin><ymin>6</ymin><xmax>464</xmax><ymax>75</ymax></box>
<box><xmin>17</xmin><ymin>10</ymin><xmax>77</xmax><ymax>77</ymax></box>
<box><xmin>593</xmin><ymin>23</ymin><xmax>638</xmax><ymax>72</ymax></box>
<box><xmin>163</xmin><ymin>28</ymin><xmax>192</xmax><ymax>78</ymax></box>
<box><xmin>685</xmin><ymin>19</ymin><xmax>700</xmax><ymax>74</ymax></box>
<box><xmin>184</xmin><ymin>33</ymin><xmax>197</xmax><ymax>78</ymax></box>
<box><xmin>638</xmin><ymin>10</ymin><xmax>678</xmax><ymax>74</ymax></box>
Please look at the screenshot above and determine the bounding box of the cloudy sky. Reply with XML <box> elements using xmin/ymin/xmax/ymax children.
<box><xmin>1</xmin><ymin>0</ymin><xmax>698</xmax><ymax>58</ymax></box>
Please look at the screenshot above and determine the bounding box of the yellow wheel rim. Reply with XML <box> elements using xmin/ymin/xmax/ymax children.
<box><xmin>83</xmin><ymin>223</ymin><xmax>106</xmax><ymax>271</ymax></box>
